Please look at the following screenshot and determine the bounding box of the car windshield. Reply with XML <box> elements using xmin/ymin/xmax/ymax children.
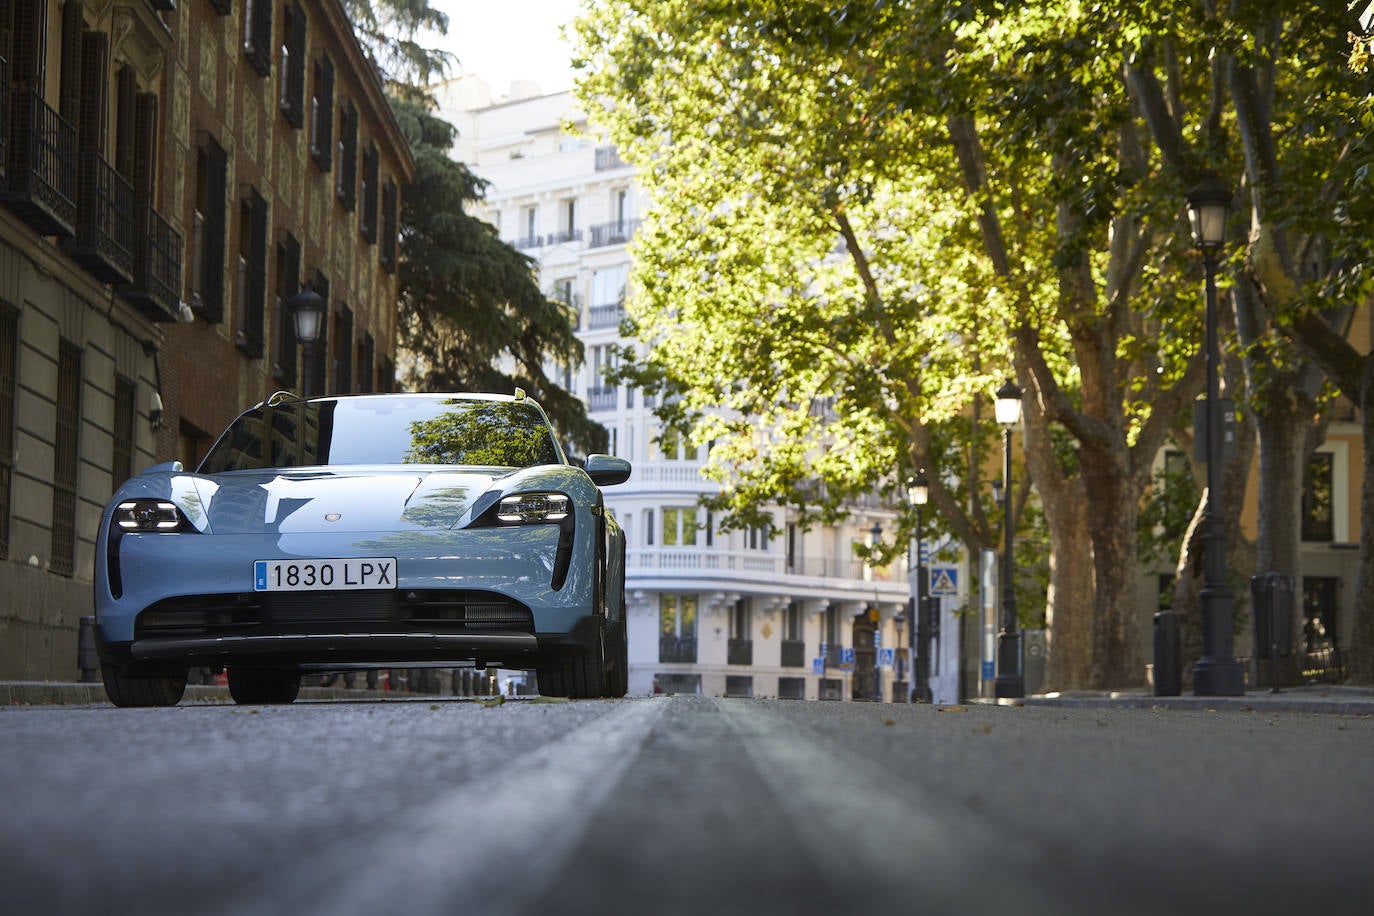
<box><xmin>198</xmin><ymin>396</ymin><xmax>562</xmax><ymax>473</ymax></box>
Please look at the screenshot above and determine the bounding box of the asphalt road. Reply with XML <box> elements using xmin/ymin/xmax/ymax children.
<box><xmin>1</xmin><ymin>695</ymin><xmax>1370</xmax><ymax>915</ymax></box>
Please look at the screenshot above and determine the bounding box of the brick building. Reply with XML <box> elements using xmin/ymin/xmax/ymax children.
<box><xmin>0</xmin><ymin>0</ymin><xmax>412</xmax><ymax>680</ymax></box>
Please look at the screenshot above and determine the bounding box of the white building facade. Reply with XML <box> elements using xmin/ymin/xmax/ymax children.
<box><xmin>441</xmin><ymin>81</ymin><xmax>918</xmax><ymax>700</ymax></box>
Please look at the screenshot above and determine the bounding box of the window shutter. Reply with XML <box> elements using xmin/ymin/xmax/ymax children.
<box><xmin>9</xmin><ymin>0</ymin><xmax>48</xmax><ymax>87</ymax></box>
<box><xmin>59</xmin><ymin>0</ymin><xmax>82</xmax><ymax>123</ymax></box>
<box><xmin>131</xmin><ymin>92</ymin><xmax>158</xmax><ymax>200</ymax></box>
<box><xmin>279</xmin><ymin>2</ymin><xmax>307</xmax><ymax>128</ymax></box>
<box><xmin>76</xmin><ymin>32</ymin><xmax>108</xmax><ymax>155</ymax></box>
<box><xmin>380</xmin><ymin>178</ymin><xmax>397</xmax><ymax>272</ymax></box>
<box><xmin>360</xmin><ymin>143</ymin><xmax>378</xmax><ymax>243</ymax></box>
<box><xmin>310</xmin><ymin>54</ymin><xmax>333</xmax><ymax>171</ymax></box>
<box><xmin>113</xmin><ymin>64</ymin><xmax>136</xmax><ymax>177</ymax></box>
<box><xmin>198</xmin><ymin>135</ymin><xmax>228</xmax><ymax>323</ymax></box>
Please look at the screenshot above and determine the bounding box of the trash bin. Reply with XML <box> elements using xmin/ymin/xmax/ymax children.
<box><xmin>1250</xmin><ymin>573</ymin><xmax>1294</xmax><ymax>660</ymax></box>
<box><xmin>1153</xmin><ymin>611</ymin><xmax>1181</xmax><ymax>697</ymax></box>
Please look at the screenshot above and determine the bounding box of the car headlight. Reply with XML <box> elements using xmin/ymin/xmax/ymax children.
<box><xmin>497</xmin><ymin>493</ymin><xmax>571</xmax><ymax>524</ymax></box>
<box><xmin>113</xmin><ymin>499</ymin><xmax>194</xmax><ymax>532</ymax></box>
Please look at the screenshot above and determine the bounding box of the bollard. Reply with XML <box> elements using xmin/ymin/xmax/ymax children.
<box><xmin>1152</xmin><ymin>611</ymin><xmax>1181</xmax><ymax>696</ymax></box>
<box><xmin>77</xmin><ymin>616</ymin><xmax>100</xmax><ymax>682</ymax></box>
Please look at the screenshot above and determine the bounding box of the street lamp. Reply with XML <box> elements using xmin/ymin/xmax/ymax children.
<box><xmin>869</xmin><ymin>522</ymin><xmax>883</xmax><ymax>703</ymax></box>
<box><xmin>1186</xmin><ymin>176</ymin><xmax>1245</xmax><ymax>696</ymax></box>
<box><xmin>288</xmin><ymin>282</ymin><xmax>325</xmax><ymax>397</ymax></box>
<box><xmin>907</xmin><ymin>471</ymin><xmax>932</xmax><ymax>703</ymax></box>
<box><xmin>994</xmin><ymin>378</ymin><xmax>1024</xmax><ymax>699</ymax></box>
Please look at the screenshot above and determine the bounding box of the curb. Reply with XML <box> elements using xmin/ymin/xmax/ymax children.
<box><xmin>1</xmin><ymin>682</ymin><xmax>470</xmax><ymax>707</ymax></box>
<box><xmin>1022</xmin><ymin>692</ymin><xmax>1374</xmax><ymax>716</ymax></box>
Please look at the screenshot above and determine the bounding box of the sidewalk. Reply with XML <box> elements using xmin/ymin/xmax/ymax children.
<box><xmin>1018</xmin><ymin>684</ymin><xmax>1374</xmax><ymax>716</ymax></box>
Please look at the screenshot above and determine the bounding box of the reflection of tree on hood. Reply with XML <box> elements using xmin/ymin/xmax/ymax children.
<box><xmin>403</xmin><ymin>404</ymin><xmax>558</xmax><ymax>468</ymax></box>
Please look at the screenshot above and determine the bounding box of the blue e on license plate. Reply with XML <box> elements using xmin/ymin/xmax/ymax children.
<box><xmin>253</xmin><ymin>558</ymin><xmax>397</xmax><ymax>592</ymax></box>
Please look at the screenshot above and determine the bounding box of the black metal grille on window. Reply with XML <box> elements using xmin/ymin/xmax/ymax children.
<box><xmin>51</xmin><ymin>341</ymin><xmax>81</xmax><ymax>578</ymax></box>
<box><xmin>358</xmin><ymin>332</ymin><xmax>374</xmax><ymax>393</ymax></box>
<box><xmin>380</xmin><ymin>179</ymin><xmax>397</xmax><ymax>272</ymax></box>
<box><xmin>278</xmin><ymin>2</ymin><xmax>307</xmax><ymax>128</ymax></box>
<box><xmin>309</xmin><ymin>54</ymin><xmax>334</xmax><ymax>172</ymax></box>
<box><xmin>360</xmin><ymin>143</ymin><xmax>378</xmax><ymax>242</ymax></box>
<box><xmin>194</xmin><ymin>135</ymin><xmax>228</xmax><ymax>322</ymax></box>
<box><xmin>336</xmin><ymin>101</ymin><xmax>357</xmax><ymax>210</ymax></box>
<box><xmin>237</xmin><ymin>188</ymin><xmax>268</xmax><ymax>358</ymax></box>
<box><xmin>333</xmin><ymin>305</ymin><xmax>352</xmax><ymax>395</ymax></box>
<box><xmin>0</xmin><ymin>305</ymin><xmax>17</xmax><ymax>560</ymax></box>
<box><xmin>112</xmin><ymin>375</ymin><xmax>134</xmax><ymax>488</ymax></box>
<box><xmin>273</xmin><ymin>234</ymin><xmax>301</xmax><ymax>386</ymax></box>
<box><xmin>242</xmin><ymin>0</ymin><xmax>273</xmax><ymax>77</ymax></box>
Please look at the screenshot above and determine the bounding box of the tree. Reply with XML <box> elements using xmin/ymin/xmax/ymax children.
<box><xmin>575</xmin><ymin>0</ymin><xmax>1210</xmax><ymax>689</ymax></box>
<box><xmin>342</xmin><ymin>0</ymin><xmax>455</xmax><ymax>87</ymax></box>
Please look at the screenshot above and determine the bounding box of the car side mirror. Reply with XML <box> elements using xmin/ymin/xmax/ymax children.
<box><xmin>585</xmin><ymin>454</ymin><xmax>631</xmax><ymax>486</ymax></box>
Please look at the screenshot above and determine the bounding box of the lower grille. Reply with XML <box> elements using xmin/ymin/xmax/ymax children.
<box><xmin>135</xmin><ymin>590</ymin><xmax>534</xmax><ymax>638</ymax></box>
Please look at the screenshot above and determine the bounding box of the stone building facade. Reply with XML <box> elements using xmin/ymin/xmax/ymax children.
<box><xmin>0</xmin><ymin>0</ymin><xmax>411</xmax><ymax>680</ymax></box>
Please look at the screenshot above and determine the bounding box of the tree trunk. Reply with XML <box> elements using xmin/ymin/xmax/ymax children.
<box><xmin>1350</xmin><ymin>387</ymin><xmax>1374</xmax><ymax>684</ymax></box>
<box><xmin>1040</xmin><ymin>481</ymin><xmax>1094</xmax><ymax>690</ymax></box>
<box><xmin>1081</xmin><ymin>451</ymin><xmax>1145</xmax><ymax>688</ymax></box>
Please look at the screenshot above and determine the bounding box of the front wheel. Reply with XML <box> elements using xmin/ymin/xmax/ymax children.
<box><xmin>101</xmin><ymin>660</ymin><xmax>188</xmax><ymax>708</ymax></box>
<box><xmin>227</xmin><ymin>667</ymin><xmax>300</xmax><ymax>705</ymax></box>
<box><xmin>537</xmin><ymin>622</ymin><xmax>608</xmax><ymax>699</ymax></box>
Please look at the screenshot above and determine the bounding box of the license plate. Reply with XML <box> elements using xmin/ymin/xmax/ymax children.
<box><xmin>253</xmin><ymin>558</ymin><xmax>398</xmax><ymax>592</ymax></box>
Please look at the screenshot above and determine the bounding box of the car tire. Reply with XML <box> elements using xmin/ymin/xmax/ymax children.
<box><xmin>101</xmin><ymin>660</ymin><xmax>188</xmax><ymax>708</ymax></box>
<box><xmin>227</xmin><ymin>667</ymin><xmax>301</xmax><ymax>705</ymax></box>
<box><xmin>604</xmin><ymin>619</ymin><xmax>629</xmax><ymax>699</ymax></box>
<box><xmin>537</xmin><ymin>621</ymin><xmax>608</xmax><ymax>699</ymax></box>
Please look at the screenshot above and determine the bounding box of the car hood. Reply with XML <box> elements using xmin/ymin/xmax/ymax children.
<box><xmin>192</xmin><ymin>468</ymin><xmax>508</xmax><ymax>534</ymax></box>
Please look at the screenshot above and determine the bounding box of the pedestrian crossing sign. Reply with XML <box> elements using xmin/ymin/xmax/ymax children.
<box><xmin>930</xmin><ymin>568</ymin><xmax>958</xmax><ymax>595</ymax></box>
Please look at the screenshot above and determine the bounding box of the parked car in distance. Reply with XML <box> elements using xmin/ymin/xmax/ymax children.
<box><xmin>93</xmin><ymin>390</ymin><xmax>631</xmax><ymax>705</ymax></box>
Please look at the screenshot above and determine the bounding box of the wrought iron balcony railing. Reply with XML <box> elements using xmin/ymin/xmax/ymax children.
<box><xmin>588</xmin><ymin>219</ymin><xmax>640</xmax><ymax>248</ymax></box>
<box><xmin>1</xmin><ymin>88</ymin><xmax>77</xmax><ymax>237</ymax></box>
<box><xmin>659</xmin><ymin>636</ymin><xmax>697</xmax><ymax>664</ymax></box>
<box><xmin>66</xmin><ymin>151</ymin><xmax>135</xmax><ymax>285</ymax></box>
<box><xmin>594</xmin><ymin>146</ymin><xmax>625</xmax><ymax>171</ymax></box>
<box><xmin>587</xmin><ymin>385</ymin><xmax>617</xmax><ymax>412</ymax></box>
<box><xmin>119</xmin><ymin>204</ymin><xmax>183</xmax><ymax>322</ymax></box>
<box><xmin>727</xmin><ymin>638</ymin><xmax>754</xmax><ymax>666</ymax></box>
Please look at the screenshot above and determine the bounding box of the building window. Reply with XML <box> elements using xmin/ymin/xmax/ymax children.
<box><xmin>781</xmin><ymin>601</ymin><xmax>805</xmax><ymax>667</ymax></box>
<box><xmin>659</xmin><ymin>594</ymin><xmax>697</xmax><ymax>663</ymax></box>
<box><xmin>0</xmin><ymin>304</ymin><xmax>17</xmax><ymax>559</ymax></box>
<box><xmin>333</xmin><ymin>304</ymin><xmax>353</xmax><ymax>394</ymax></box>
<box><xmin>192</xmin><ymin>134</ymin><xmax>228</xmax><ymax>322</ymax></box>
<box><xmin>112</xmin><ymin>375</ymin><xmax>135</xmax><ymax>488</ymax></box>
<box><xmin>380</xmin><ymin>178</ymin><xmax>397</xmax><ymax>272</ymax></box>
<box><xmin>359</xmin><ymin>142</ymin><xmax>378</xmax><ymax>242</ymax></box>
<box><xmin>1302</xmin><ymin>452</ymin><xmax>1334</xmax><ymax>542</ymax></box>
<box><xmin>662</xmin><ymin>507</ymin><xmax>698</xmax><ymax>546</ymax></box>
<box><xmin>645</xmin><ymin>508</ymin><xmax>654</xmax><ymax>546</ymax></box>
<box><xmin>652</xmin><ymin>673</ymin><xmax>701</xmax><ymax>695</ymax></box>
<box><xmin>309</xmin><ymin>53</ymin><xmax>334</xmax><ymax>172</ymax></box>
<box><xmin>358</xmin><ymin>332</ymin><xmax>375</xmax><ymax>393</ymax></box>
<box><xmin>336</xmin><ymin>100</ymin><xmax>357</xmax><ymax>209</ymax></box>
<box><xmin>657</xmin><ymin>426</ymin><xmax>698</xmax><ymax>462</ymax></box>
<box><xmin>724</xmin><ymin>676</ymin><xmax>754</xmax><ymax>698</ymax></box>
<box><xmin>237</xmin><ymin>187</ymin><xmax>268</xmax><ymax>358</ymax></box>
<box><xmin>309</xmin><ymin>271</ymin><xmax>330</xmax><ymax>394</ymax></box>
<box><xmin>379</xmin><ymin>356</ymin><xmax>395</xmax><ymax>393</ymax></box>
<box><xmin>748</xmin><ymin>525</ymin><xmax>771</xmax><ymax>550</ymax></box>
<box><xmin>243</xmin><ymin>0</ymin><xmax>273</xmax><ymax>77</ymax></box>
<box><xmin>728</xmin><ymin>598</ymin><xmax>753</xmax><ymax>665</ymax></box>
<box><xmin>278</xmin><ymin>1</ymin><xmax>307</xmax><ymax>128</ymax></box>
<box><xmin>778</xmin><ymin>677</ymin><xmax>806</xmax><ymax>699</ymax></box>
<box><xmin>52</xmin><ymin>341</ymin><xmax>82</xmax><ymax>578</ymax></box>
<box><xmin>272</xmin><ymin>233</ymin><xmax>301</xmax><ymax>386</ymax></box>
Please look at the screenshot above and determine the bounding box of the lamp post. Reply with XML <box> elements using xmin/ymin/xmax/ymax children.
<box><xmin>994</xmin><ymin>379</ymin><xmax>1024</xmax><ymax>699</ymax></box>
<box><xmin>907</xmin><ymin>472</ymin><xmax>932</xmax><ymax>703</ymax></box>
<box><xmin>288</xmin><ymin>282</ymin><xmax>325</xmax><ymax>397</ymax></box>
<box><xmin>1186</xmin><ymin>176</ymin><xmax>1245</xmax><ymax>696</ymax></box>
<box><xmin>869</xmin><ymin>522</ymin><xmax>883</xmax><ymax>703</ymax></box>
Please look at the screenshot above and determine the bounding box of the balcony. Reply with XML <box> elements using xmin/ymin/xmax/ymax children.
<box><xmin>595</xmin><ymin>146</ymin><xmax>626</xmax><ymax>171</ymax></box>
<box><xmin>588</xmin><ymin>219</ymin><xmax>640</xmax><ymax>248</ymax></box>
<box><xmin>1</xmin><ymin>88</ymin><xmax>77</xmax><ymax>237</ymax></box>
<box><xmin>727</xmin><ymin>638</ymin><xmax>753</xmax><ymax>666</ymax></box>
<box><xmin>781</xmin><ymin>639</ymin><xmax>806</xmax><ymax>667</ymax></box>
<box><xmin>513</xmin><ymin>234</ymin><xmax>542</xmax><ymax>250</ymax></box>
<box><xmin>119</xmin><ymin>205</ymin><xmax>183</xmax><ymax>322</ymax></box>
<box><xmin>64</xmin><ymin>152</ymin><xmax>135</xmax><ymax>285</ymax></box>
<box><xmin>587</xmin><ymin>385</ymin><xmax>617</xmax><ymax>412</ymax></box>
<box><xmin>659</xmin><ymin>635</ymin><xmax>697</xmax><ymax>664</ymax></box>
<box><xmin>587</xmin><ymin>304</ymin><xmax>624</xmax><ymax>329</ymax></box>
<box><xmin>546</xmin><ymin>228</ymin><xmax>582</xmax><ymax>245</ymax></box>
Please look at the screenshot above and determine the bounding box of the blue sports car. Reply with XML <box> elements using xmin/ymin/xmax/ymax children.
<box><xmin>93</xmin><ymin>391</ymin><xmax>631</xmax><ymax>706</ymax></box>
